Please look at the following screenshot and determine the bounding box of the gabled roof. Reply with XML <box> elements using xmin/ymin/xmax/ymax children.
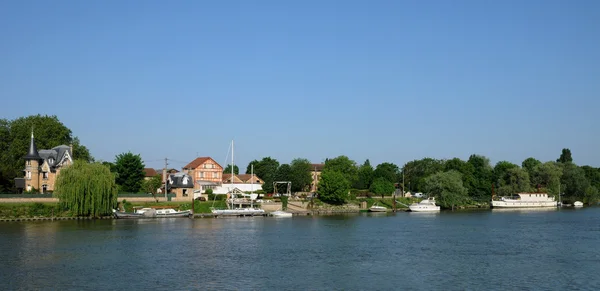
<box><xmin>222</xmin><ymin>174</ymin><xmax>264</xmax><ymax>183</ymax></box>
<box><xmin>311</xmin><ymin>163</ymin><xmax>325</xmax><ymax>171</ymax></box>
<box><xmin>144</xmin><ymin>168</ymin><xmax>158</xmax><ymax>177</ymax></box>
<box><xmin>183</xmin><ymin>157</ymin><xmax>222</xmax><ymax>170</ymax></box>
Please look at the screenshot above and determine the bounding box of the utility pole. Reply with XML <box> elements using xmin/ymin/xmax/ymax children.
<box><xmin>164</xmin><ymin>157</ymin><xmax>169</xmax><ymax>200</ymax></box>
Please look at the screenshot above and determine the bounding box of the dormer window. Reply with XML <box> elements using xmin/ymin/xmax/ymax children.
<box><xmin>26</xmin><ymin>160</ymin><xmax>31</xmax><ymax>166</ymax></box>
<box><xmin>49</xmin><ymin>158</ymin><xmax>54</xmax><ymax>164</ymax></box>
<box><xmin>43</xmin><ymin>172</ymin><xmax>48</xmax><ymax>179</ymax></box>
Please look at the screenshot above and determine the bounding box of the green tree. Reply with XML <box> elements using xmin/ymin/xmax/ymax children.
<box><xmin>245</xmin><ymin>160</ymin><xmax>260</xmax><ymax>174</ymax></box>
<box><xmin>223</xmin><ymin>164</ymin><xmax>240</xmax><ymax>175</ymax></box>
<box><xmin>561</xmin><ymin>163</ymin><xmax>590</xmax><ymax>199</ymax></box>
<box><xmin>557</xmin><ymin>148</ymin><xmax>573</xmax><ymax>163</ymax></box>
<box><xmin>373</xmin><ymin>162</ymin><xmax>400</xmax><ymax>184</ymax></box>
<box><xmin>531</xmin><ymin>162</ymin><xmax>563</xmax><ymax>195</ymax></box>
<box><xmin>423</xmin><ymin>170</ymin><xmax>468</xmax><ymax>210</ymax></box>
<box><xmin>493</xmin><ymin>161</ymin><xmax>519</xmax><ymax>187</ymax></box>
<box><xmin>521</xmin><ymin>157</ymin><xmax>542</xmax><ymax>179</ymax></box>
<box><xmin>402</xmin><ymin>158</ymin><xmax>445</xmax><ymax>193</ymax></box>
<box><xmin>274</xmin><ymin>164</ymin><xmax>292</xmax><ymax>194</ymax></box>
<box><xmin>584</xmin><ymin>186</ymin><xmax>599</xmax><ymax>205</ymax></box>
<box><xmin>251</xmin><ymin>157</ymin><xmax>279</xmax><ymax>193</ymax></box>
<box><xmin>317</xmin><ymin>170</ymin><xmax>351</xmax><ymax>205</ymax></box>
<box><xmin>355</xmin><ymin>159</ymin><xmax>374</xmax><ymax>189</ymax></box>
<box><xmin>497</xmin><ymin>167</ymin><xmax>532</xmax><ymax>197</ymax></box>
<box><xmin>115</xmin><ymin>152</ymin><xmax>145</xmax><ymax>193</ymax></box>
<box><xmin>54</xmin><ymin>161</ymin><xmax>117</xmax><ymax>217</ymax></box>
<box><xmin>0</xmin><ymin>115</ymin><xmax>93</xmax><ymax>191</ymax></box>
<box><xmin>289</xmin><ymin>158</ymin><xmax>312</xmax><ymax>192</ymax></box>
<box><xmin>444</xmin><ymin>158</ymin><xmax>476</xmax><ymax>197</ymax></box>
<box><xmin>323</xmin><ymin>156</ymin><xmax>358</xmax><ymax>186</ymax></box>
<box><xmin>101</xmin><ymin>161</ymin><xmax>117</xmax><ymax>173</ymax></box>
<box><xmin>467</xmin><ymin>154</ymin><xmax>493</xmax><ymax>201</ymax></box>
<box><xmin>141</xmin><ymin>174</ymin><xmax>162</xmax><ymax>195</ymax></box>
<box><xmin>369</xmin><ymin>177</ymin><xmax>395</xmax><ymax>197</ymax></box>
<box><xmin>581</xmin><ymin>165</ymin><xmax>600</xmax><ymax>189</ymax></box>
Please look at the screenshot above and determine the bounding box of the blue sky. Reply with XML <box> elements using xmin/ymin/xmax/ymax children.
<box><xmin>1</xmin><ymin>0</ymin><xmax>599</xmax><ymax>170</ymax></box>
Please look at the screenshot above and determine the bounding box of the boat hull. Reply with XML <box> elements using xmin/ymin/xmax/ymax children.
<box><xmin>271</xmin><ymin>211</ymin><xmax>293</xmax><ymax>217</ymax></box>
<box><xmin>368</xmin><ymin>207</ymin><xmax>387</xmax><ymax>212</ymax></box>
<box><xmin>409</xmin><ymin>206</ymin><xmax>440</xmax><ymax>212</ymax></box>
<box><xmin>211</xmin><ymin>209</ymin><xmax>266</xmax><ymax>215</ymax></box>
<box><xmin>112</xmin><ymin>210</ymin><xmax>145</xmax><ymax>219</ymax></box>
<box><xmin>490</xmin><ymin>201</ymin><xmax>557</xmax><ymax>208</ymax></box>
<box><xmin>155</xmin><ymin>210</ymin><xmax>191</xmax><ymax>217</ymax></box>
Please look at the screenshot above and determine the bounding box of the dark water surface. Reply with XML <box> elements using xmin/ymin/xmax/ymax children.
<box><xmin>1</xmin><ymin>208</ymin><xmax>600</xmax><ymax>290</ymax></box>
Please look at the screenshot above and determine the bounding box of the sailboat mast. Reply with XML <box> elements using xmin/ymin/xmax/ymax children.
<box><xmin>251</xmin><ymin>164</ymin><xmax>254</xmax><ymax>208</ymax></box>
<box><xmin>231</xmin><ymin>140</ymin><xmax>234</xmax><ymax>209</ymax></box>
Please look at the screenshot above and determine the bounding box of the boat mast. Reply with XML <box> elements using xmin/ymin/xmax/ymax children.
<box><xmin>231</xmin><ymin>140</ymin><xmax>234</xmax><ymax>210</ymax></box>
<box><xmin>251</xmin><ymin>164</ymin><xmax>254</xmax><ymax>208</ymax></box>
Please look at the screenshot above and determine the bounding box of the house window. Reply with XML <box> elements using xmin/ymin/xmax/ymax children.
<box><xmin>42</xmin><ymin>184</ymin><xmax>47</xmax><ymax>193</ymax></box>
<box><xmin>26</xmin><ymin>160</ymin><xmax>31</xmax><ymax>166</ymax></box>
<box><xmin>26</xmin><ymin>171</ymin><xmax>31</xmax><ymax>180</ymax></box>
<box><xmin>212</xmin><ymin>172</ymin><xmax>217</xmax><ymax>179</ymax></box>
<box><xmin>183</xmin><ymin>189</ymin><xmax>188</xmax><ymax>197</ymax></box>
<box><xmin>200</xmin><ymin>172</ymin><xmax>205</xmax><ymax>178</ymax></box>
<box><xmin>43</xmin><ymin>172</ymin><xmax>48</xmax><ymax>179</ymax></box>
<box><xmin>49</xmin><ymin>158</ymin><xmax>54</xmax><ymax>164</ymax></box>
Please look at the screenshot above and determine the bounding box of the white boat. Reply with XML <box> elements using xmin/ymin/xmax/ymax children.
<box><xmin>135</xmin><ymin>207</ymin><xmax>191</xmax><ymax>217</ymax></box>
<box><xmin>409</xmin><ymin>197</ymin><xmax>441</xmax><ymax>212</ymax></box>
<box><xmin>491</xmin><ymin>193</ymin><xmax>558</xmax><ymax>208</ymax></box>
<box><xmin>211</xmin><ymin>207</ymin><xmax>266</xmax><ymax>215</ymax></box>
<box><xmin>271</xmin><ymin>210</ymin><xmax>293</xmax><ymax>217</ymax></box>
<box><xmin>369</xmin><ymin>203</ymin><xmax>387</xmax><ymax>212</ymax></box>
<box><xmin>574</xmin><ymin>201</ymin><xmax>584</xmax><ymax>207</ymax></box>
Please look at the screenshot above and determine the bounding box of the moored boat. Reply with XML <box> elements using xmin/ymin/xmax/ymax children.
<box><xmin>135</xmin><ymin>207</ymin><xmax>191</xmax><ymax>217</ymax></box>
<box><xmin>409</xmin><ymin>197</ymin><xmax>441</xmax><ymax>212</ymax></box>
<box><xmin>271</xmin><ymin>210</ymin><xmax>293</xmax><ymax>217</ymax></box>
<box><xmin>369</xmin><ymin>203</ymin><xmax>387</xmax><ymax>212</ymax></box>
<box><xmin>573</xmin><ymin>201</ymin><xmax>584</xmax><ymax>207</ymax></box>
<box><xmin>491</xmin><ymin>193</ymin><xmax>557</xmax><ymax>208</ymax></box>
<box><xmin>112</xmin><ymin>209</ymin><xmax>145</xmax><ymax>219</ymax></box>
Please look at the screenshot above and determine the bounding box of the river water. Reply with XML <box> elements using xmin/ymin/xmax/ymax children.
<box><xmin>1</xmin><ymin>208</ymin><xmax>599</xmax><ymax>290</ymax></box>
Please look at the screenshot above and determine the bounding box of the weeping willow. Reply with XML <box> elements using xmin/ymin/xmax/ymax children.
<box><xmin>54</xmin><ymin>161</ymin><xmax>118</xmax><ymax>217</ymax></box>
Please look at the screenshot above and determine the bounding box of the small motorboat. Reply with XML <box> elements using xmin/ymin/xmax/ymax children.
<box><xmin>574</xmin><ymin>201</ymin><xmax>584</xmax><ymax>207</ymax></box>
<box><xmin>135</xmin><ymin>207</ymin><xmax>191</xmax><ymax>217</ymax></box>
<box><xmin>112</xmin><ymin>209</ymin><xmax>144</xmax><ymax>219</ymax></box>
<box><xmin>271</xmin><ymin>210</ymin><xmax>293</xmax><ymax>218</ymax></box>
<box><xmin>409</xmin><ymin>197</ymin><xmax>441</xmax><ymax>212</ymax></box>
<box><xmin>369</xmin><ymin>203</ymin><xmax>387</xmax><ymax>212</ymax></box>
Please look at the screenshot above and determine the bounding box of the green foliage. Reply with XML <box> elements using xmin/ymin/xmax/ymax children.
<box><xmin>522</xmin><ymin>157</ymin><xmax>542</xmax><ymax>178</ymax></box>
<box><xmin>323</xmin><ymin>156</ymin><xmax>358</xmax><ymax>186</ymax></box>
<box><xmin>289</xmin><ymin>158</ymin><xmax>312</xmax><ymax>192</ymax></box>
<box><xmin>274</xmin><ymin>164</ymin><xmax>291</xmax><ymax>194</ymax></box>
<box><xmin>204</xmin><ymin>188</ymin><xmax>213</xmax><ymax>194</ymax></box>
<box><xmin>444</xmin><ymin>158</ymin><xmax>476</xmax><ymax>197</ymax></box>
<box><xmin>0</xmin><ymin>115</ymin><xmax>93</xmax><ymax>192</ymax></box>
<box><xmin>493</xmin><ymin>161</ymin><xmax>519</xmax><ymax>187</ymax></box>
<box><xmin>115</xmin><ymin>152</ymin><xmax>145</xmax><ymax>193</ymax></box>
<box><xmin>402</xmin><ymin>158</ymin><xmax>445</xmax><ymax>193</ymax></box>
<box><xmin>557</xmin><ymin>148</ymin><xmax>573</xmax><ymax>163</ymax></box>
<box><xmin>581</xmin><ymin>165</ymin><xmax>600</xmax><ymax>189</ymax></box>
<box><xmin>584</xmin><ymin>186</ymin><xmax>599</xmax><ymax>205</ymax></box>
<box><xmin>141</xmin><ymin>174</ymin><xmax>162</xmax><ymax>194</ymax></box>
<box><xmin>531</xmin><ymin>162</ymin><xmax>562</xmax><ymax>195</ymax></box>
<box><xmin>318</xmin><ymin>170</ymin><xmax>351</xmax><ymax>205</ymax></box>
<box><xmin>54</xmin><ymin>161</ymin><xmax>118</xmax><ymax>217</ymax></box>
<box><xmin>223</xmin><ymin>164</ymin><xmax>239</xmax><ymax>175</ymax></box>
<box><xmin>355</xmin><ymin>159</ymin><xmax>374</xmax><ymax>189</ymax></box>
<box><xmin>0</xmin><ymin>203</ymin><xmax>71</xmax><ymax>218</ymax></box>
<box><xmin>467</xmin><ymin>155</ymin><xmax>493</xmax><ymax>201</ymax></box>
<box><xmin>496</xmin><ymin>167</ymin><xmax>532</xmax><ymax>197</ymax></box>
<box><xmin>561</xmin><ymin>162</ymin><xmax>590</xmax><ymax>198</ymax></box>
<box><xmin>281</xmin><ymin>195</ymin><xmax>288</xmax><ymax>210</ymax></box>
<box><xmin>373</xmin><ymin>162</ymin><xmax>400</xmax><ymax>184</ymax></box>
<box><xmin>208</xmin><ymin>193</ymin><xmax>226</xmax><ymax>201</ymax></box>
<box><xmin>369</xmin><ymin>177</ymin><xmax>395</xmax><ymax>196</ymax></box>
<box><xmin>424</xmin><ymin>170</ymin><xmax>469</xmax><ymax>209</ymax></box>
<box><xmin>249</xmin><ymin>157</ymin><xmax>279</xmax><ymax>193</ymax></box>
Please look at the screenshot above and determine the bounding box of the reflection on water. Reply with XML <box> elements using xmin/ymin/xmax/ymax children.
<box><xmin>1</xmin><ymin>208</ymin><xmax>600</xmax><ymax>290</ymax></box>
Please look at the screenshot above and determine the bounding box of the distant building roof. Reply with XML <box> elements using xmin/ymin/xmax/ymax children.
<box><xmin>144</xmin><ymin>168</ymin><xmax>158</xmax><ymax>177</ymax></box>
<box><xmin>311</xmin><ymin>163</ymin><xmax>325</xmax><ymax>171</ymax></box>
<box><xmin>183</xmin><ymin>157</ymin><xmax>222</xmax><ymax>170</ymax></box>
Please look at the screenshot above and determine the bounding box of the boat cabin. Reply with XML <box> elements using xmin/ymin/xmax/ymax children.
<box><xmin>513</xmin><ymin>193</ymin><xmax>554</xmax><ymax>201</ymax></box>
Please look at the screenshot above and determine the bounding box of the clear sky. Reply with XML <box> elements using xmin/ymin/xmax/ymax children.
<box><xmin>1</xmin><ymin>0</ymin><xmax>599</xmax><ymax>170</ymax></box>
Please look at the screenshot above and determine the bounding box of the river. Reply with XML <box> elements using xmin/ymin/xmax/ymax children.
<box><xmin>1</xmin><ymin>208</ymin><xmax>599</xmax><ymax>290</ymax></box>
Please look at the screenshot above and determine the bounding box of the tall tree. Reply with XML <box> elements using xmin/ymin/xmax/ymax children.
<box><xmin>355</xmin><ymin>159</ymin><xmax>374</xmax><ymax>189</ymax></box>
<box><xmin>317</xmin><ymin>170</ymin><xmax>350</xmax><ymax>205</ymax></box>
<box><xmin>581</xmin><ymin>165</ymin><xmax>600</xmax><ymax>190</ymax></box>
<box><xmin>0</xmin><ymin>115</ymin><xmax>93</xmax><ymax>191</ymax></box>
<box><xmin>423</xmin><ymin>170</ymin><xmax>468</xmax><ymax>210</ymax></box>
<box><xmin>141</xmin><ymin>174</ymin><xmax>162</xmax><ymax>195</ymax></box>
<box><xmin>274</xmin><ymin>164</ymin><xmax>292</xmax><ymax>194</ymax></box>
<box><xmin>289</xmin><ymin>158</ymin><xmax>312</xmax><ymax>192</ymax></box>
<box><xmin>373</xmin><ymin>162</ymin><xmax>400</xmax><ymax>184</ymax></box>
<box><xmin>369</xmin><ymin>177</ymin><xmax>395</xmax><ymax>197</ymax></box>
<box><xmin>493</xmin><ymin>161</ymin><xmax>519</xmax><ymax>187</ymax></box>
<box><xmin>223</xmin><ymin>164</ymin><xmax>240</xmax><ymax>175</ymax></box>
<box><xmin>444</xmin><ymin>158</ymin><xmax>476</xmax><ymax>196</ymax></box>
<box><xmin>467</xmin><ymin>154</ymin><xmax>493</xmax><ymax>201</ymax></box>
<box><xmin>54</xmin><ymin>161</ymin><xmax>117</xmax><ymax>217</ymax></box>
<box><xmin>252</xmin><ymin>157</ymin><xmax>279</xmax><ymax>193</ymax></box>
<box><xmin>531</xmin><ymin>162</ymin><xmax>563</xmax><ymax>195</ymax></box>
<box><xmin>115</xmin><ymin>152</ymin><xmax>145</xmax><ymax>193</ymax></box>
<box><xmin>521</xmin><ymin>157</ymin><xmax>542</xmax><ymax>179</ymax></box>
<box><xmin>496</xmin><ymin>167</ymin><xmax>532</xmax><ymax>197</ymax></box>
<box><xmin>323</xmin><ymin>156</ymin><xmax>358</xmax><ymax>186</ymax></box>
<box><xmin>561</xmin><ymin>163</ymin><xmax>590</xmax><ymax>199</ymax></box>
<box><xmin>584</xmin><ymin>186</ymin><xmax>599</xmax><ymax>205</ymax></box>
<box><xmin>402</xmin><ymin>158</ymin><xmax>445</xmax><ymax>193</ymax></box>
<box><xmin>245</xmin><ymin>160</ymin><xmax>260</xmax><ymax>174</ymax></box>
<box><xmin>557</xmin><ymin>148</ymin><xmax>573</xmax><ymax>163</ymax></box>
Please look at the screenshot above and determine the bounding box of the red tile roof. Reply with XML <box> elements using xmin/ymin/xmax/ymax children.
<box><xmin>183</xmin><ymin>157</ymin><xmax>222</xmax><ymax>170</ymax></box>
<box><xmin>144</xmin><ymin>168</ymin><xmax>158</xmax><ymax>177</ymax></box>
